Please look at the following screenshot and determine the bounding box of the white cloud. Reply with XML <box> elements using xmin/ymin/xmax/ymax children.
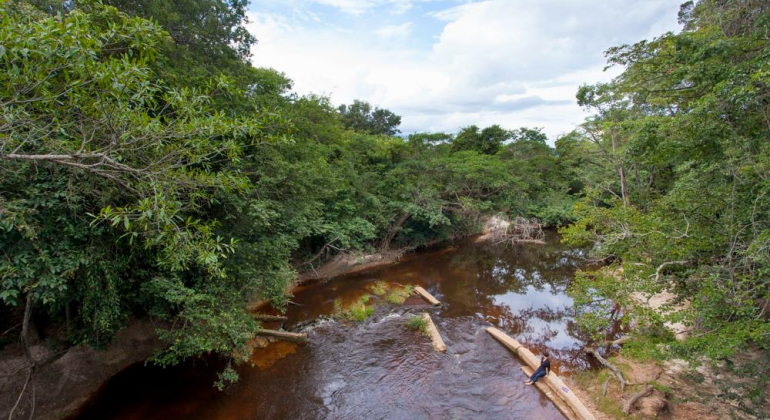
<box><xmin>310</xmin><ymin>0</ymin><xmax>377</xmax><ymax>15</ymax></box>
<box><xmin>247</xmin><ymin>0</ymin><xmax>682</xmax><ymax>140</ymax></box>
<box><xmin>307</xmin><ymin>0</ymin><xmax>418</xmax><ymax>15</ymax></box>
<box><xmin>374</xmin><ymin>22</ymin><xmax>414</xmax><ymax>38</ymax></box>
<box><xmin>246</xmin><ymin>12</ymin><xmax>297</xmax><ymax>43</ymax></box>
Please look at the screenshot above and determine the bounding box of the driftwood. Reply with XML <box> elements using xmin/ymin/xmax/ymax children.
<box><xmin>585</xmin><ymin>347</ymin><xmax>628</xmax><ymax>393</ymax></box>
<box><xmin>252</xmin><ymin>314</ymin><xmax>288</xmax><ymax>322</ymax></box>
<box><xmin>256</xmin><ymin>329</ymin><xmax>307</xmax><ymax>343</ymax></box>
<box><xmin>623</xmin><ymin>385</ymin><xmax>653</xmax><ymax>414</ymax></box>
<box><xmin>414</xmin><ymin>286</ymin><xmax>441</xmax><ymax>306</ymax></box>
<box><xmin>421</xmin><ymin>313</ymin><xmax>447</xmax><ymax>352</ymax></box>
<box><xmin>493</xmin><ymin>216</ymin><xmax>545</xmax><ymax>245</ymax></box>
<box><xmin>521</xmin><ymin>366</ymin><xmax>580</xmax><ymax>420</ymax></box>
<box><xmin>486</xmin><ymin>327</ymin><xmax>596</xmax><ymax>420</ymax></box>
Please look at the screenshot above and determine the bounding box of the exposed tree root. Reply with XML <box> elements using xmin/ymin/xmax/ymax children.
<box><xmin>623</xmin><ymin>385</ymin><xmax>653</xmax><ymax>414</ymax></box>
<box><xmin>7</xmin><ymin>364</ymin><xmax>33</xmax><ymax>420</ymax></box>
<box><xmin>9</xmin><ymin>294</ymin><xmax>36</xmax><ymax>420</ymax></box>
<box><xmin>585</xmin><ymin>347</ymin><xmax>630</xmax><ymax>393</ymax></box>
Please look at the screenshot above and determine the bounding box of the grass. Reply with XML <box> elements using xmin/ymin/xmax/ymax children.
<box><xmin>349</xmin><ymin>299</ymin><xmax>374</xmax><ymax>321</ymax></box>
<box><xmin>332</xmin><ymin>294</ymin><xmax>374</xmax><ymax>322</ymax></box>
<box><xmin>572</xmin><ymin>353</ymin><xmax>667</xmax><ymax>419</ymax></box>
<box><xmin>386</xmin><ymin>284</ymin><xmax>414</xmax><ymax>304</ymax></box>
<box><xmin>329</xmin><ymin>283</ymin><xmax>415</xmax><ymax>323</ymax></box>
<box><xmin>369</xmin><ymin>281</ymin><xmax>389</xmax><ymax>296</ymax></box>
<box><xmin>573</xmin><ymin>369</ymin><xmax>634</xmax><ymax>419</ymax></box>
<box><xmin>405</xmin><ymin>314</ymin><xmax>427</xmax><ymax>335</ymax></box>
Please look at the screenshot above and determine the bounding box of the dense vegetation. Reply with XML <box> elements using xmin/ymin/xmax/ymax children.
<box><xmin>561</xmin><ymin>0</ymin><xmax>769</xmax><ymax>362</ymax></box>
<box><xmin>0</xmin><ymin>0</ymin><xmax>766</xmax><ymax>395</ymax></box>
<box><xmin>0</xmin><ymin>0</ymin><xmax>573</xmax><ymax>384</ymax></box>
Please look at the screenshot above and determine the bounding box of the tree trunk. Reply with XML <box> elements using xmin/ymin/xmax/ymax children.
<box><xmin>9</xmin><ymin>294</ymin><xmax>36</xmax><ymax>420</ymax></box>
<box><xmin>414</xmin><ymin>286</ymin><xmax>441</xmax><ymax>306</ymax></box>
<box><xmin>252</xmin><ymin>314</ymin><xmax>288</xmax><ymax>322</ymax></box>
<box><xmin>486</xmin><ymin>328</ymin><xmax>597</xmax><ymax>420</ymax></box>
<box><xmin>603</xmin><ymin>303</ymin><xmax>622</xmax><ymax>353</ymax></box>
<box><xmin>20</xmin><ymin>294</ymin><xmax>34</xmax><ymax>362</ymax></box>
<box><xmin>619</xmin><ymin>166</ymin><xmax>630</xmax><ymax>206</ymax></box>
<box><xmin>611</xmin><ymin>133</ymin><xmax>630</xmax><ymax>207</ymax></box>
<box><xmin>521</xmin><ymin>365</ymin><xmax>581</xmax><ymax>420</ymax></box>
<box><xmin>379</xmin><ymin>212</ymin><xmax>410</xmax><ymax>250</ymax></box>
<box><xmin>256</xmin><ymin>329</ymin><xmax>307</xmax><ymax>343</ymax></box>
<box><xmin>421</xmin><ymin>313</ymin><xmax>447</xmax><ymax>352</ymax></box>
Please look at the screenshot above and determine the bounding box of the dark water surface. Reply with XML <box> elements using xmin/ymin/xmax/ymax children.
<box><xmin>72</xmin><ymin>233</ymin><xmax>592</xmax><ymax>420</ymax></box>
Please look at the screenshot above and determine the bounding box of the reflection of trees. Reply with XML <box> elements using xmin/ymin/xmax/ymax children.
<box><xmin>495</xmin><ymin>306</ymin><xmax>573</xmax><ymax>342</ymax></box>
<box><xmin>442</xmin><ymin>233</ymin><xmax>587</xmax><ymax>314</ymax></box>
<box><xmin>448</xmin><ymin>234</ymin><xmax>586</xmax><ymax>290</ymax></box>
<box><xmin>499</xmin><ymin>305</ymin><xmax>596</xmax><ymax>370</ymax></box>
<box><xmin>519</xmin><ymin>306</ymin><xmax>572</xmax><ymax>323</ymax></box>
<box><xmin>437</xmin><ymin>233</ymin><xmax>595</xmax><ymax>368</ymax></box>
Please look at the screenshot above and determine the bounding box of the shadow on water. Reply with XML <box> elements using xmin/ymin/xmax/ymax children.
<box><xmin>72</xmin><ymin>232</ymin><xmax>594</xmax><ymax>420</ymax></box>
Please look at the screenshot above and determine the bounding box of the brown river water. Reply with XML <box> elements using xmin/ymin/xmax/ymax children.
<box><xmin>71</xmin><ymin>232</ymin><xmax>593</xmax><ymax>420</ymax></box>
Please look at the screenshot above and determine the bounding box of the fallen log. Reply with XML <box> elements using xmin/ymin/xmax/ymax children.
<box><xmin>256</xmin><ymin>329</ymin><xmax>307</xmax><ymax>343</ymax></box>
<box><xmin>252</xmin><ymin>314</ymin><xmax>289</xmax><ymax>322</ymax></box>
<box><xmin>421</xmin><ymin>313</ymin><xmax>447</xmax><ymax>352</ymax></box>
<box><xmin>521</xmin><ymin>366</ymin><xmax>580</xmax><ymax>420</ymax></box>
<box><xmin>414</xmin><ymin>286</ymin><xmax>441</xmax><ymax>306</ymax></box>
<box><xmin>486</xmin><ymin>327</ymin><xmax>596</xmax><ymax>420</ymax></box>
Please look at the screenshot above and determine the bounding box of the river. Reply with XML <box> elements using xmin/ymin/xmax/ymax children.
<box><xmin>71</xmin><ymin>232</ymin><xmax>593</xmax><ymax>420</ymax></box>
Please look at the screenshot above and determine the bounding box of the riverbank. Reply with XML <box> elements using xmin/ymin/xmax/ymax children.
<box><xmin>0</xmin><ymin>320</ymin><xmax>161</xmax><ymax>420</ymax></box>
<box><xmin>250</xmin><ymin>215</ymin><xmax>512</xmax><ymax>313</ymax></box>
<box><xmin>570</xmin><ymin>347</ymin><xmax>769</xmax><ymax>419</ymax></box>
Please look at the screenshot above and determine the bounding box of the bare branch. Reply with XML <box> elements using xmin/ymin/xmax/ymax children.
<box><xmin>652</xmin><ymin>260</ymin><xmax>689</xmax><ymax>284</ymax></box>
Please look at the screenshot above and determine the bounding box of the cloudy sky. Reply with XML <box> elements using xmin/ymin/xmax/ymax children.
<box><xmin>246</xmin><ymin>0</ymin><xmax>683</xmax><ymax>141</ymax></box>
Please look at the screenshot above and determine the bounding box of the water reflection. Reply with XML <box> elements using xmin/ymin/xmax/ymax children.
<box><xmin>72</xmin><ymin>232</ymin><xmax>592</xmax><ymax>420</ymax></box>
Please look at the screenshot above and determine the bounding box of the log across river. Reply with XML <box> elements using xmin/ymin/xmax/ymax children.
<box><xmin>70</xmin><ymin>232</ymin><xmax>596</xmax><ymax>420</ymax></box>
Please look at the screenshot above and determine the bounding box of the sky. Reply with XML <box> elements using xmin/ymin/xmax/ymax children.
<box><xmin>245</xmin><ymin>0</ymin><xmax>684</xmax><ymax>141</ymax></box>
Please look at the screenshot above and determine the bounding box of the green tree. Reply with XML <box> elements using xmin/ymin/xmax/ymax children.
<box><xmin>562</xmin><ymin>0</ymin><xmax>769</xmax><ymax>366</ymax></box>
<box><xmin>0</xmin><ymin>3</ymin><xmax>285</xmax><ymax>378</ymax></box>
<box><xmin>338</xmin><ymin>100</ymin><xmax>402</xmax><ymax>135</ymax></box>
<box><xmin>451</xmin><ymin>124</ymin><xmax>511</xmax><ymax>155</ymax></box>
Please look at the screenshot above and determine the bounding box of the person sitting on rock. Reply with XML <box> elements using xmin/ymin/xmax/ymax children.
<box><xmin>525</xmin><ymin>352</ymin><xmax>551</xmax><ymax>385</ymax></box>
